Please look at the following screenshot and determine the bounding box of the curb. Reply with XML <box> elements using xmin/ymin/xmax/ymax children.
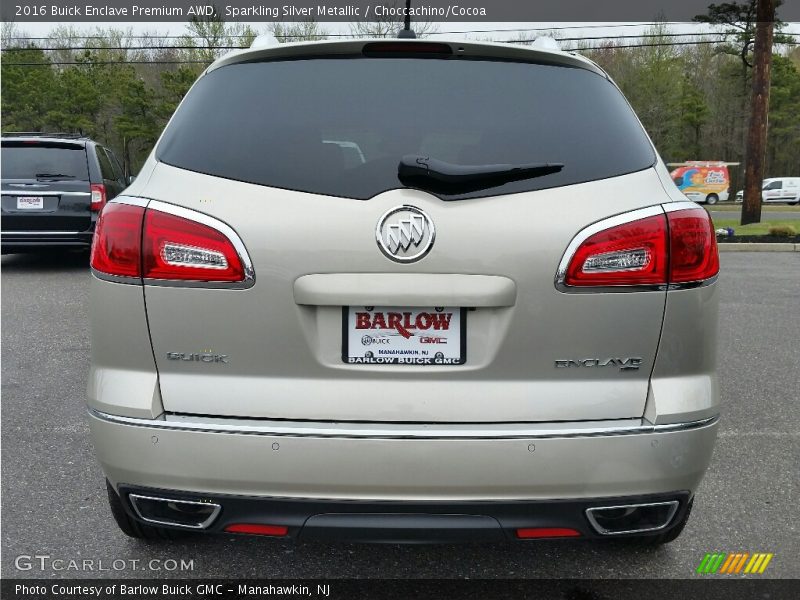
<box><xmin>718</xmin><ymin>243</ymin><xmax>799</xmax><ymax>252</ymax></box>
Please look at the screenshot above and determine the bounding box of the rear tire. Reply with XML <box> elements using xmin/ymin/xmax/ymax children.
<box><xmin>705</xmin><ymin>194</ymin><xmax>719</xmax><ymax>205</ymax></box>
<box><xmin>106</xmin><ymin>480</ymin><xmax>191</xmax><ymax>541</ymax></box>
<box><xmin>621</xmin><ymin>498</ymin><xmax>693</xmax><ymax>546</ymax></box>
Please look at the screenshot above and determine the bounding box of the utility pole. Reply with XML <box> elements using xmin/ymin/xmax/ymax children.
<box><xmin>398</xmin><ymin>0</ymin><xmax>416</xmax><ymax>38</ymax></box>
<box><xmin>741</xmin><ymin>0</ymin><xmax>775</xmax><ymax>226</ymax></box>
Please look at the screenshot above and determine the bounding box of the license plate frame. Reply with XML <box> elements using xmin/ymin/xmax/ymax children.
<box><xmin>16</xmin><ymin>196</ymin><xmax>44</xmax><ymax>210</ymax></box>
<box><xmin>342</xmin><ymin>306</ymin><xmax>467</xmax><ymax>366</ymax></box>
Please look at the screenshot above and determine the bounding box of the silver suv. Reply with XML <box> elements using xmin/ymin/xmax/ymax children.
<box><xmin>88</xmin><ymin>38</ymin><xmax>720</xmax><ymax>544</ymax></box>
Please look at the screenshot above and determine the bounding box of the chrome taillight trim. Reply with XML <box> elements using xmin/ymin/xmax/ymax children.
<box><xmin>111</xmin><ymin>195</ymin><xmax>150</xmax><ymax>209</ymax></box>
<box><xmin>90</xmin><ymin>197</ymin><xmax>255</xmax><ymax>290</ymax></box>
<box><xmin>662</xmin><ymin>200</ymin><xmax>704</xmax><ymax>213</ymax></box>
<box><xmin>90</xmin><ymin>269</ymin><xmax>141</xmax><ymax>285</ymax></box>
<box><xmin>554</xmin><ymin>205</ymin><xmax>666</xmax><ymax>294</ymax></box>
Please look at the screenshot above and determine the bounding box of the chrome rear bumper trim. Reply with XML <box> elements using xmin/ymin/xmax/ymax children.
<box><xmin>88</xmin><ymin>408</ymin><xmax>718</xmax><ymax>440</ymax></box>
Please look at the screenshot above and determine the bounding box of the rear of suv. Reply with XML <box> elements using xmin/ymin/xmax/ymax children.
<box><xmin>88</xmin><ymin>39</ymin><xmax>720</xmax><ymax>544</ymax></box>
<box><xmin>1</xmin><ymin>134</ymin><xmax>127</xmax><ymax>253</ymax></box>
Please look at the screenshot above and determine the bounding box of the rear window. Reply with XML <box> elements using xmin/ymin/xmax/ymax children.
<box><xmin>157</xmin><ymin>57</ymin><xmax>656</xmax><ymax>200</ymax></box>
<box><xmin>1</xmin><ymin>143</ymin><xmax>90</xmax><ymax>181</ymax></box>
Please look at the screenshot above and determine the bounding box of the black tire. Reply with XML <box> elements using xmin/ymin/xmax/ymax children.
<box><xmin>705</xmin><ymin>194</ymin><xmax>719</xmax><ymax>205</ymax></box>
<box><xmin>106</xmin><ymin>480</ymin><xmax>191</xmax><ymax>541</ymax></box>
<box><xmin>621</xmin><ymin>498</ymin><xmax>694</xmax><ymax>546</ymax></box>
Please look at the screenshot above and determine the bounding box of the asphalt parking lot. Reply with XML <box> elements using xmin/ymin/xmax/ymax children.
<box><xmin>1</xmin><ymin>252</ymin><xmax>798</xmax><ymax>579</ymax></box>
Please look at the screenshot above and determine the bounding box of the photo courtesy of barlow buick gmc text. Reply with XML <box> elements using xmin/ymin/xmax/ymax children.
<box><xmin>1</xmin><ymin>1</ymin><xmax>799</xmax><ymax>598</ymax></box>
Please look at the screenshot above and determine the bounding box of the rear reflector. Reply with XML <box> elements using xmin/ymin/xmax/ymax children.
<box><xmin>562</xmin><ymin>206</ymin><xmax>719</xmax><ymax>288</ymax></box>
<box><xmin>516</xmin><ymin>527</ymin><xmax>581</xmax><ymax>539</ymax></box>
<box><xmin>90</xmin><ymin>203</ymin><xmax>145</xmax><ymax>278</ymax></box>
<box><xmin>224</xmin><ymin>524</ymin><xmax>289</xmax><ymax>537</ymax></box>
<box><xmin>90</xmin><ymin>183</ymin><xmax>107</xmax><ymax>211</ymax></box>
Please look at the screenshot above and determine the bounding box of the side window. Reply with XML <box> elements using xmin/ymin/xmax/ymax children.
<box><xmin>105</xmin><ymin>148</ymin><xmax>125</xmax><ymax>183</ymax></box>
<box><xmin>96</xmin><ymin>147</ymin><xmax>115</xmax><ymax>181</ymax></box>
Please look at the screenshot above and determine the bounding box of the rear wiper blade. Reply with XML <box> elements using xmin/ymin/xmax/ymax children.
<box><xmin>35</xmin><ymin>173</ymin><xmax>76</xmax><ymax>180</ymax></box>
<box><xmin>398</xmin><ymin>154</ymin><xmax>564</xmax><ymax>194</ymax></box>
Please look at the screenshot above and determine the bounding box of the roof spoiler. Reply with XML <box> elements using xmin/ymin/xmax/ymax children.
<box><xmin>2</xmin><ymin>131</ymin><xmax>86</xmax><ymax>139</ymax></box>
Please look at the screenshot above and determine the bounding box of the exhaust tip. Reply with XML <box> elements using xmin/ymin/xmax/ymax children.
<box><xmin>129</xmin><ymin>494</ymin><xmax>221</xmax><ymax>529</ymax></box>
<box><xmin>585</xmin><ymin>500</ymin><xmax>679</xmax><ymax>535</ymax></box>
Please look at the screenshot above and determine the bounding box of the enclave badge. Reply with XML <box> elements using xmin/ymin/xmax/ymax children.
<box><xmin>555</xmin><ymin>357</ymin><xmax>642</xmax><ymax>371</ymax></box>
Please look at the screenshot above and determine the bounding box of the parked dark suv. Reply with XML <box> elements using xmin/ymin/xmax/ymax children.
<box><xmin>1</xmin><ymin>133</ymin><xmax>127</xmax><ymax>253</ymax></box>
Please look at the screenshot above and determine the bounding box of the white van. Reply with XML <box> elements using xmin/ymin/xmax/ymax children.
<box><xmin>736</xmin><ymin>178</ymin><xmax>800</xmax><ymax>204</ymax></box>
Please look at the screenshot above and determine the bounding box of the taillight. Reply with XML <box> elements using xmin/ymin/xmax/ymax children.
<box><xmin>90</xmin><ymin>183</ymin><xmax>107</xmax><ymax>211</ymax></box>
<box><xmin>559</xmin><ymin>205</ymin><xmax>719</xmax><ymax>289</ymax></box>
<box><xmin>666</xmin><ymin>207</ymin><xmax>720</xmax><ymax>283</ymax></box>
<box><xmin>142</xmin><ymin>210</ymin><xmax>245</xmax><ymax>282</ymax></box>
<box><xmin>564</xmin><ymin>214</ymin><xmax>668</xmax><ymax>287</ymax></box>
<box><xmin>90</xmin><ymin>200</ymin><xmax>251</xmax><ymax>285</ymax></box>
<box><xmin>90</xmin><ymin>203</ymin><xmax>145</xmax><ymax>277</ymax></box>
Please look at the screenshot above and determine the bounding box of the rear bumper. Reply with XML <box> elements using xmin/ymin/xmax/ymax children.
<box><xmin>116</xmin><ymin>484</ymin><xmax>692</xmax><ymax>542</ymax></box>
<box><xmin>90</xmin><ymin>409</ymin><xmax>718</xmax><ymax>507</ymax></box>
<box><xmin>1</xmin><ymin>229</ymin><xmax>93</xmax><ymax>248</ymax></box>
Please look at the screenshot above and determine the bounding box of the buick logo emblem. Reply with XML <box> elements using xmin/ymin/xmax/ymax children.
<box><xmin>376</xmin><ymin>205</ymin><xmax>435</xmax><ymax>263</ymax></box>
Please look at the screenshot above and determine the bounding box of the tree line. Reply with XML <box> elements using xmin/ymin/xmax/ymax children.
<box><xmin>2</xmin><ymin>13</ymin><xmax>799</xmax><ymax>192</ymax></box>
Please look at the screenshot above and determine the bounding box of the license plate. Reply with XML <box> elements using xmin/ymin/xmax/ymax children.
<box><xmin>343</xmin><ymin>306</ymin><xmax>466</xmax><ymax>365</ymax></box>
<box><xmin>17</xmin><ymin>196</ymin><xmax>44</xmax><ymax>210</ymax></box>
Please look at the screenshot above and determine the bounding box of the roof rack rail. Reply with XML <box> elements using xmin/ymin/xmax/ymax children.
<box><xmin>1</xmin><ymin>131</ymin><xmax>87</xmax><ymax>139</ymax></box>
